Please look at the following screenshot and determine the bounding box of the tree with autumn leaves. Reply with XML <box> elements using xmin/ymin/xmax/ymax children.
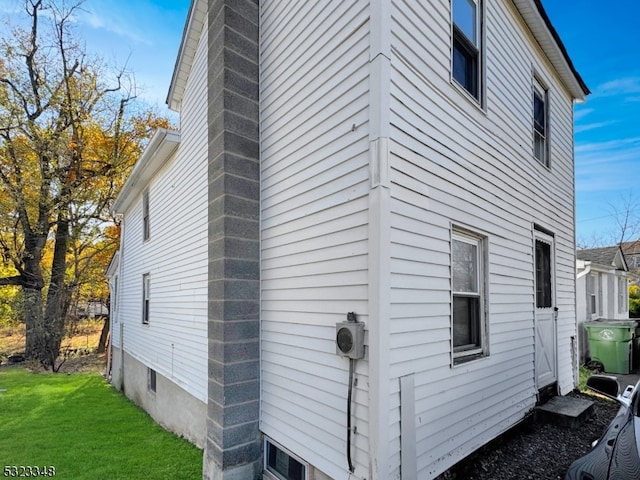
<box><xmin>0</xmin><ymin>0</ymin><xmax>169</xmax><ymax>368</ymax></box>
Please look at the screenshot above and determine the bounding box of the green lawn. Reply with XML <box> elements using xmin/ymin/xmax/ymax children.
<box><xmin>0</xmin><ymin>368</ymin><xmax>202</xmax><ymax>479</ymax></box>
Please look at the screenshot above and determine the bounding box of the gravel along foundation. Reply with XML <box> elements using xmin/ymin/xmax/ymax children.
<box><xmin>437</xmin><ymin>392</ymin><xmax>619</xmax><ymax>480</ymax></box>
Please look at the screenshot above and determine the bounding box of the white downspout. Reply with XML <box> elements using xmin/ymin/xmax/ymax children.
<box><xmin>116</xmin><ymin>216</ymin><xmax>125</xmax><ymax>390</ymax></box>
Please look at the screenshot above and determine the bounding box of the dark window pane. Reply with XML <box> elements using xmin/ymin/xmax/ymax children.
<box><xmin>533</xmin><ymin>86</ymin><xmax>547</xmax><ymax>164</ymax></box>
<box><xmin>534</xmin><ymin>91</ymin><xmax>546</xmax><ymax>134</ymax></box>
<box><xmin>453</xmin><ymin>35</ymin><xmax>478</xmax><ymax>98</ymax></box>
<box><xmin>143</xmin><ymin>190</ymin><xmax>150</xmax><ymax>240</ymax></box>
<box><xmin>148</xmin><ymin>369</ymin><xmax>156</xmax><ymax>392</ymax></box>
<box><xmin>453</xmin><ymin>296</ymin><xmax>480</xmax><ymax>348</ymax></box>
<box><xmin>288</xmin><ymin>457</ymin><xmax>304</xmax><ymax>479</ymax></box>
<box><xmin>267</xmin><ymin>442</ymin><xmax>305</xmax><ymax>480</ymax></box>
<box><xmin>535</xmin><ymin>241</ymin><xmax>552</xmax><ymax>308</ymax></box>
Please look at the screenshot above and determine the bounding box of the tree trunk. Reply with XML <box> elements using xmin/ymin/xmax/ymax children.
<box><xmin>22</xmin><ymin>231</ymin><xmax>46</xmax><ymax>359</ymax></box>
<box><xmin>42</xmin><ymin>215</ymin><xmax>70</xmax><ymax>368</ymax></box>
<box><xmin>23</xmin><ymin>288</ymin><xmax>44</xmax><ymax>358</ymax></box>
<box><xmin>97</xmin><ymin>316</ymin><xmax>109</xmax><ymax>354</ymax></box>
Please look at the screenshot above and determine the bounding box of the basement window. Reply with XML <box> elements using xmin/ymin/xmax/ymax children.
<box><xmin>264</xmin><ymin>438</ymin><xmax>308</xmax><ymax>480</ymax></box>
<box><xmin>148</xmin><ymin>368</ymin><xmax>156</xmax><ymax>393</ymax></box>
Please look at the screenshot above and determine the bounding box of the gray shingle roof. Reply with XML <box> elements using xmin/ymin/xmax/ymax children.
<box><xmin>577</xmin><ymin>246</ymin><xmax>624</xmax><ymax>269</ymax></box>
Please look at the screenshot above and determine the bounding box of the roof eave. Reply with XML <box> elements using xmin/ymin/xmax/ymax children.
<box><xmin>512</xmin><ymin>0</ymin><xmax>590</xmax><ymax>101</ymax></box>
<box><xmin>111</xmin><ymin>129</ymin><xmax>180</xmax><ymax>215</ymax></box>
<box><xmin>166</xmin><ymin>0</ymin><xmax>207</xmax><ymax>112</ymax></box>
<box><xmin>106</xmin><ymin>251</ymin><xmax>120</xmax><ymax>278</ymax></box>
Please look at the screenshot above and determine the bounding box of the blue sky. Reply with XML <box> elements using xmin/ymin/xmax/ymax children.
<box><xmin>1</xmin><ymin>0</ymin><xmax>636</xmax><ymax>246</ymax></box>
<box><xmin>544</xmin><ymin>1</ymin><xmax>640</xmax><ymax>246</ymax></box>
<box><xmin>0</xmin><ymin>0</ymin><xmax>190</xmax><ymax>110</ymax></box>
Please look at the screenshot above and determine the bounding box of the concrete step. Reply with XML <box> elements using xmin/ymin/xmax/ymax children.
<box><xmin>534</xmin><ymin>395</ymin><xmax>594</xmax><ymax>428</ymax></box>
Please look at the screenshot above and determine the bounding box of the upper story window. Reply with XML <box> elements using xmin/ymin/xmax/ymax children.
<box><xmin>452</xmin><ymin>0</ymin><xmax>482</xmax><ymax>102</ymax></box>
<box><xmin>533</xmin><ymin>78</ymin><xmax>549</xmax><ymax>166</ymax></box>
<box><xmin>142</xmin><ymin>273</ymin><xmax>150</xmax><ymax>325</ymax></box>
<box><xmin>451</xmin><ymin>228</ymin><xmax>487</xmax><ymax>363</ymax></box>
<box><xmin>142</xmin><ymin>189</ymin><xmax>150</xmax><ymax>241</ymax></box>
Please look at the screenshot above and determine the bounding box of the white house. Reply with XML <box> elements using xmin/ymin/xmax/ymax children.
<box><xmin>576</xmin><ymin>246</ymin><xmax>632</xmax><ymax>364</ymax></box>
<box><xmin>109</xmin><ymin>0</ymin><xmax>588</xmax><ymax>479</ymax></box>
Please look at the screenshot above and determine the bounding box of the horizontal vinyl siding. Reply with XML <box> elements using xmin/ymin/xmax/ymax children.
<box><xmin>118</xmin><ymin>26</ymin><xmax>208</xmax><ymax>403</ymax></box>
<box><xmin>389</xmin><ymin>0</ymin><xmax>576</xmax><ymax>477</ymax></box>
<box><xmin>260</xmin><ymin>1</ymin><xmax>370</xmax><ymax>478</ymax></box>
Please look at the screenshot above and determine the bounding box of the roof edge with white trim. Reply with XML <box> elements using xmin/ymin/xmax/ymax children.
<box><xmin>167</xmin><ymin>1</ymin><xmax>588</xmax><ymax>109</ymax></box>
<box><xmin>112</xmin><ymin>128</ymin><xmax>181</xmax><ymax>215</ymax></box>
<box><xmin>166</xmin><ymin>0</ymin><xmax>207</xmax><ymax>112</ymax></box>
<box><xmin>513</xmin><ymin>0</ymin><xmax>589</xmax><ymax>100</ymax></box>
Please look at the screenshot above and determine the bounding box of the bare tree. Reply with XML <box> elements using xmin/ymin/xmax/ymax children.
<box><xmin>577</xmin><ymin>191</ymin><xmax>640</xmax><ymax>250</ymax></box>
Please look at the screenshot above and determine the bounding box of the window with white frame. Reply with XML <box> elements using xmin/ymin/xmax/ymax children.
<box><xmin>264</xmin><ymin>438</ymin><xmax>308</xmax><ymax>480</ymax></box>
<box><xmin>452</xmin><ymin>0</ymin><xmax>482</xmax><ymax>102</ymax></box>
<box><xmin>587</xmin><ymin>273</ymin><xmax>599</xmax><ymax>317</ymax></box>
<box><xmin>533</xmin><ymin>78</ymin><xmax>549</xmax><ymax>166</ymax></box>
<box><xmin>142</xmin><ymin>273</ymin><xmax>150</xmax><ymax>325</ymax></box>
<box><xmin>142</xmin><ymin>189</ymin><xmax>150</xmax><ymax>241</ymax></box>
<box><xmin>619</xmin><ymin>277</ymin><xmax>628</xmax><ymax>314</ymax></box>
<box><xmin>451</xmin><ymin>229</ymin><xmax>487</xmax><ymax>362</ymax></box>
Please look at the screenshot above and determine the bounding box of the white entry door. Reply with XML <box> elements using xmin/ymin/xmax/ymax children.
<box><xmin>534</xmin><ymin>232</ymin><xmax>557</xmax><ymax>389</ymax></box>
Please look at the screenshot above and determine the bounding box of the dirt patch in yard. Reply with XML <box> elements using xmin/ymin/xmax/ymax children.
<box><xmin>32</xmin><ymin>352</ymin><xmax>107</xmax><ymax>374</ymax></box>
<box><xmin>437</xmin><ymin>392</ymin><xmax>619</xmax><ymax>480</ymax></box>
<box><xmin>0</xmin><ymin>352</ymin><xmax>107</xmax><ymax>374</ymax></box>
<box><xmin>0</xmin><ymin>320</ymin><xmax>105</xmax><ymax>373</ymax></box>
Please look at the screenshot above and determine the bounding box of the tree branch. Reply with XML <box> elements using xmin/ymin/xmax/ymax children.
<box><xmin>0</xmin><ymin>275</ymin><xmax>25</xmax><ymax>287</ymax></box>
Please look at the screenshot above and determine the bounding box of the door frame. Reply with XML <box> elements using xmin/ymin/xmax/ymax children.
<box><xmin>533</xmin><ymin>228</ymin><xmax>558</xmax><ymax>391</ymax></box>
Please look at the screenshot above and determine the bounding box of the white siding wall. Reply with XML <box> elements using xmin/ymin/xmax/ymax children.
<box><xmin>117</xmin><ymin>26</ymin><xmax>208</xmax><ymax>402</ymax></box>
<box><xmin>388</xmin><ymin>0</ymin><xmax>577</xmax><ymax>477</ymax></box>
<box><xmin>260</xmin><ymin>1</ymin><xmax>371</xmax><ymax>479</ymax></box>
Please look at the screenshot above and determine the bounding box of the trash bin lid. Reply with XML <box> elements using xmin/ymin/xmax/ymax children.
<box><xmin>584</xmin><ymin>319</ymin><xmax>638</xmax><ymax>328</ymax></box>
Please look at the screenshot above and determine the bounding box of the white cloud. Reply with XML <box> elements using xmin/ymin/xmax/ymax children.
<box><xmin>574</xmin><ymin>108</ymin><xmax>594</xmax><ymax>121</ymax></box>
<box><xmin>593</xmin><ymin>77</ymin><xmax>640</xmax><ymax>97</ymax></box>
<box><xmin>575</xmin><ymin>121</ymin><xmax>613</xmax><ymax>134</ymax></box>
<box><xmin>575</xmin><ymin>136</ymin><xmax>640</xmax><ymax>193</ymax></box>
<box><xmin>77</xmin><ymin>9</ymin><xmax>149</xmax><ymax>45</ymax></box>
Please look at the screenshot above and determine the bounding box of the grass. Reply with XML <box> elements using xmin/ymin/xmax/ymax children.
<box><xmin>578</xmin><ymin>365</ymin><xmax>595</xmax><ymax>391</ymax></box>
<box><xmin>0</xmin><ymin>368</ymin><xmax>202</xmax><ymax>479</ymax></box>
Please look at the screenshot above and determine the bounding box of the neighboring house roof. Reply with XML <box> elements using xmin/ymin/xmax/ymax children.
<box><xmin>621</xmin><ymin>241</ymin><xmax>640</xmax><ymax>256</ymax></box>
<box><xmin>112</xmin><ymin>128</ymin><xmax>180</xmax><ymax>214</ymax></box>
<box><xmin>577</xmin><ymin>246</ymin><xmax>629</xmax><ymax>271</ymax></box>
<box><xmin>165</xmin><ymin>0</ymin><xmax>588</xmax><ymax>111</ymax></box>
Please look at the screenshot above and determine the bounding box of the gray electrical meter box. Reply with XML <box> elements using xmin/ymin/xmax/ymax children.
<box><xmin>335</xmin><ymin>321</ymin><xmax>365</xmax><ymax>359</ymax></box>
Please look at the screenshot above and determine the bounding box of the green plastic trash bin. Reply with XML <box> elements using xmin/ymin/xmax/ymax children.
<box><xmin>584</xmin><ymin>320</ymin><xmax>637</xmax><ymax>374</ymax></box>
